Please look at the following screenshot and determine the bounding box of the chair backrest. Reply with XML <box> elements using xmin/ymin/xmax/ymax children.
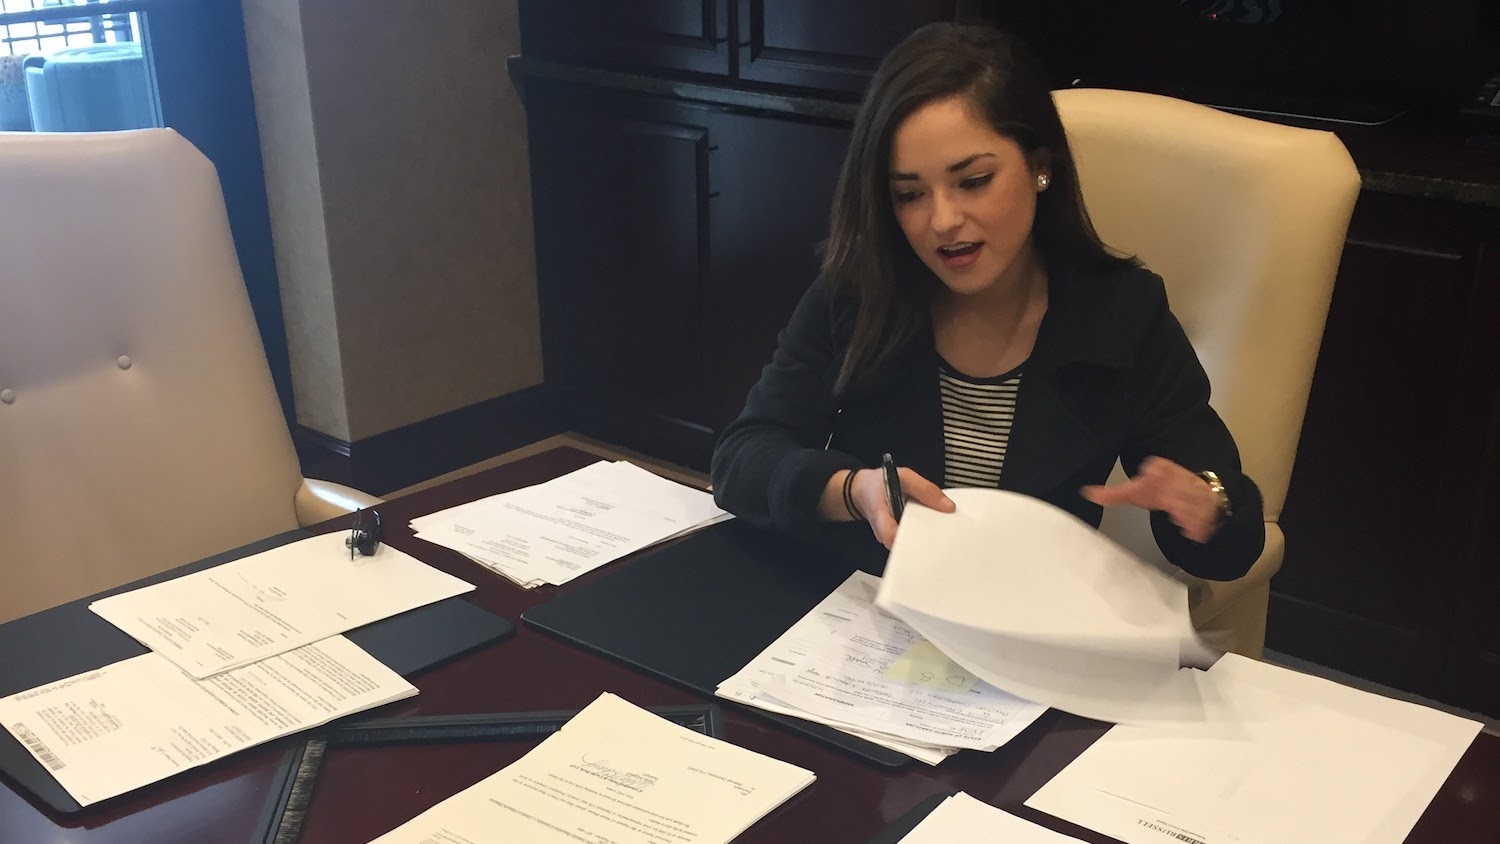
<box><xmin>1052</xmin><ymin>89</ymin><xmax>1360</xmax><ymax>565</ymax></box>
<box><xmin>0</xmin><ymin>129</ymin><xmax>303</xmax><ymax>621</ymax></box>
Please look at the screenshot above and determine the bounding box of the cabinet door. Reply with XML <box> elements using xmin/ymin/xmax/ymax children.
<box><xmin>526</xmin><ymin>80</ymin><xmax>717</xmax><ymax>461</ymax></box>
<box><xmin>737</xmin><ymin>0</ymin><xmax>956</xmax><ymax>94</ymax></box>
<box><xmin>1443</xmin><ymin>225</ymin><xmax>1500</xmax><ymax>717</ymax></box>
<box><xmin>520</xmin><ymin>0</ymin><xmax>731</xmax><ymax>76</ymax></box>
<box><xmin>706</xmin><ymin>112</ymin><xmax>851</xmax><ymax>431</ymax></box>
<box><xmin>1273</xmin><ymin>193</ymin><xmax>1496</xmax><ymax>705</ymax></box>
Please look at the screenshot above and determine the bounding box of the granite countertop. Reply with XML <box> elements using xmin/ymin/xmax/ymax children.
<box><xmin>509</xmin><ymin>57</ymin><xmax>1500</xmax><ymax>211</ymax></box>
<box><xmin>1356</xmin><ymin>170</ymin><xmax>1500</xmax><ymax>208</ymax></box>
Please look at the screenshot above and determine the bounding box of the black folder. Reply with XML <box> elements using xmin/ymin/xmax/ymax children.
<box><xmin>522</xmin><ymin>519</ymin><xmax>914</xmax><ymax>768</ymax></box>
<box><xmin>863</xmin><ymin>791</ymin><xmax>956</xmax><ymax>843</ymax></box>
<box><xmin>0</xmin><ymin>529</ymin><xmax>514</xmax><ymax>815</ymax></box>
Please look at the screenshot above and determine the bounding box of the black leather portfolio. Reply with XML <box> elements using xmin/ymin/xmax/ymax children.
<box><xmin>864</xmin><ymin>791</ymin><xmax>956</xmax><ymax>843</ymax></box>
<box><xmin>521</xmin><ymin>519</ymin><xmax>914</xmax><ymax>768</ymax></box>
<box><xmin>0</xmin><ymin>529</ymin><xmax>514</xmax><ymax>815</ymax></box>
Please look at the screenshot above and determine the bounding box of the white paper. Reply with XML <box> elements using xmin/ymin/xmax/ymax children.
<box><xmin>369</xmin><ymin>692</ymin><xmax>814</xmax><ymax>844</ymax></box>
<box><xmin>413</xmin><ymin>461</ymin><xmax>730</xmax><ymax>588</ymax></box>
<box><xmin>89</xmin><ymin>532</ymin><xmax>474</xmax><ymax>678</ymax></box>
<box><xmin>1025</xmin><ymin>654</ymin><xmax>1483</xmax><ymax>844</ymax></box>
<box><xmin>900</xmin><ymin>792</ymin><xmax>1086</xmax><ymax>843</ymax></box>
<box><xmin>762</xmin><ymin>603</ymin><xmax>1047</xmax><ymax>751</ymax></box>
<box><xmin>0</xmin><ymin>636</ymin><xmax>416</xmax><ymax>807</ymax></box>
<box><xmin>877</xmin><ymin>488</ymin><xmax>1211</xmax><ymax>723</ymax></box>
<box><xmin>716</xmin><ymin>572</ymin><xmax>958</xmax><ymax>765</ymax></box>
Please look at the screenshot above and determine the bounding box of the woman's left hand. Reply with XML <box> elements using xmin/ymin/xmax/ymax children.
<box><xmin>1080</xmin><ymin>456</ymin><xmax>1224</xmax><ymax>543</ymax></box>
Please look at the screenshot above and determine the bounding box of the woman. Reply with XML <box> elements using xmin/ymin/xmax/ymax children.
<box><xmin>711</xmin><ymin>23</ymin><xmax>1264</xmax><ymax>581</ymax></box>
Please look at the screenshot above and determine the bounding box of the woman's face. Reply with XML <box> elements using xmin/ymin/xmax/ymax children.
<box><xmin>887</xmin><ymin>94</ymin><xmax>1046</xmax><ymax>298</ymax></box>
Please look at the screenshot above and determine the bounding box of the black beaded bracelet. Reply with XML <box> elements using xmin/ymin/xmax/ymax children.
<box><xmin>842</xmin><ymin>468</ymin><xmax>865</xmax><ymax>522</ymax></box>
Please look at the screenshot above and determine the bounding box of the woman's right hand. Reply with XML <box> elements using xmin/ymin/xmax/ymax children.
<box><xmin>823</xmin><ymin>466</ymin><xmax>954</xmax><ymax>550</ymax></box>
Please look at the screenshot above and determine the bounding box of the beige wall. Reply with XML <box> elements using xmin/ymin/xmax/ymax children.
<box><xmin>242</xmin><ymin>0</ymin><xmax>542</xmax><ymax>443</ymax></box>
<box><xmin>241</xmin><ymin>0</ymin><xmax>348</xmax><ymax>439</ymax></box>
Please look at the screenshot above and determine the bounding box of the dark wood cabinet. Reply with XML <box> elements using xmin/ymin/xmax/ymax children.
<box><xmin>1272</xmin><ymin>193</ymin><xmax>1494</xmax><ymax>692</ymax></box>
<box><xmin>519</xmin><ymin>0</ymin><xmax>732</xmax><ymax>77</ymax></box>
<box><xmin>1440</xmin><ymin>225</ymin><xmax>1500</xmax><ymax>717</ymax></box>
<box><xmin>518</xmin><ymin>0</ymin><xmax>957</xmax><ymax>93</ymax></box>
<box><xmin>1271</xmin><ymin>193</ymin><xmax>1500</xmax><ymax>714</ymax></box>
<box><xmin>705</xmin><ymin>111</ymin><xmax>850</xmax><ymax>428</ymax></box>
<box><xmin>736</xmin><ymin>0</ymin><xmax>956</xmax><ymax>93</ymax></box>
<box><xmin>524</xmin><ymin>77</ymin><xmax>849</xmax><ymax>468</ymax></box>
<box><xmin>1450</xmin><ymin>440</ymin><xmax>1500</xmax><ymax>714</ymax></box>
<box><xmin>527</xmin><ymin>81</ymin><xmax>718</xmax><ymax>456</ymax></box>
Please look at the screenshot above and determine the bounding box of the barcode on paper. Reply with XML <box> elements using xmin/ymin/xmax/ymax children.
<box><xmin>11</xmin><ymin>723</ymin><xmax>66</xmax><ymax>771</ymax></box>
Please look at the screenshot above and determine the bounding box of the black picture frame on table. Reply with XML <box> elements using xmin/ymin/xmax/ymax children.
<box><xmin>255</xmin><ymin>705</ymin><xmax>725</xmax><ymax>844</ymax></box>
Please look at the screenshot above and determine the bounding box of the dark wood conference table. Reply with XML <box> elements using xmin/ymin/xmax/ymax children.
<box><xmin>2</xmin><ymin>446</ymin><xmax>1497</xmax><ymax>843</ymax></box>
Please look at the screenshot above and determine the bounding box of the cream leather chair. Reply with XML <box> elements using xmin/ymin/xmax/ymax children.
<box><xmin>1054</xmin><ymin>89</ymin><xmax>1361</xmax><ymax>658</ymax></box>
<box><xmin>0</xmin><ymin>129</ymin><xmax>380</xmax><ymax>623</ymax></box>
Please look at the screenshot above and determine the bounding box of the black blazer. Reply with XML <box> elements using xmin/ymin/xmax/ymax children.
<box><xmin>711</xmin><ymin>260</ymin><xmax>1266</xmax><ymax>581</ymax></box>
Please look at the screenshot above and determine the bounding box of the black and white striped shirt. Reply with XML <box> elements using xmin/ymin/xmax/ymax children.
<box><xmin>940</xmin><ymin>360</ymin><xmax>1022</xmax><ymax>488</ymax></box>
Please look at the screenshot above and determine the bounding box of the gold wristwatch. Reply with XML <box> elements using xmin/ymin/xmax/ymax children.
<box><xmin>1198</xmin><ymin>470</ymin><xmax>1233</xmax><ymax>525</ymax></box>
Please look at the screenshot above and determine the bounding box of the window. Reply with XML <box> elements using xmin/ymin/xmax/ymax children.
<box><xmin>2</xmin><ymin>0</ymin><xmax>142</xmax><ymax>55</ymax></box>
<box><xmin>0</xmin><ymin>0</ymin><xmax>161</xmax><ymax>132</ymax></box>
<box><xmin>0</xmin><ymin>0</ymin><xmax>294</xmax><ymax>418</ymax></box>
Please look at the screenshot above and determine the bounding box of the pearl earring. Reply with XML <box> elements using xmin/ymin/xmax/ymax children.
<box><xmin>1037</xmin><ymin>173</ymin><xmax>1050</xmax><ymax>191</ymax></box>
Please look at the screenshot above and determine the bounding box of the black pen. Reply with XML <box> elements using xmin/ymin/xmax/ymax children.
<box><xmin>882</xmin><ymin>452</ymin><xmax>904</xmax><ymax>522</ymax></box>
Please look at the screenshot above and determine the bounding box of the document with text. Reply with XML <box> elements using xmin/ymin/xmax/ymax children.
<box><xmin>716</xmin><ymin>572</ymin><xmax>959</xmax><ymax>765</ymax></box>
<box><xmin>761</xmin><ymin>602</ymin><xmax>1047</xmax><ymax>752</ymax></box>
<box><xmin>369</xmin><ymin>692</ymin><xmax>814</xmax><ymax>844</ymax></box>
<box><xmin>1025</xmin><ymin>654</ymin><xmax>1483</xmax><ymax>844</ymax></box>
<box><xmin>0</xmin><ymin>636</ymin><xmax>416</xmax><ymax>807</ymax></box>
<box><xmin>411</xmin><ymin>460</ymin><xmax>729</xmax><ymax>589</ymax></box>
<box><xmin>89</xmin><ymin>531</ymin><xmax>474</xmax><ymax>677</ymax></box>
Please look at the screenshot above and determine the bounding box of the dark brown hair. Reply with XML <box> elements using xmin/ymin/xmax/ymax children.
<box><xmin>824</xmin><ymin>22</ymin><xmax>1134</xmax><ymax>393</ymax></box>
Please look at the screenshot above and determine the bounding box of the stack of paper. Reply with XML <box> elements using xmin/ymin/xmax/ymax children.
<box><xmin>0</xmin><ymin>636</ymin><xmax>417</xmax><ymax>807</ymax></box>
<box><xmin>877</xmin><ymin>488</ymin><xmax>1212</xmax><ymax>723</ymax></box>
<box><xmin>370</xmin><ymin>692</ymin><xmax>815</xmax><ymax>844</ymax></box>
<box><xmin>89</xmin><ymin>531</ymin><xmax>476</xmax><ymax>677</ymax></box>
<box><xmin>717</xmin><ymin>572</ymin><xmax>1048</xmax><ymax>765</ymax></box>
<box><xmin>1</xmin><ymin>531</ymin><xmax>473</xmax><ymax>804</ymax></box>
<box><xmin>410</xmin><ymin>460</ymin><xmax>730</xmax><ymax>588</ymax></box>
<box><xmin>1025</xmin><ymin>654</ymin><xmax>1484</xmax><ymax>844</ymax></box>
<box><xmin>899</xmin><ymin>792</ymin><xmax>1085</xmax><ymax>842</ymax></box>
